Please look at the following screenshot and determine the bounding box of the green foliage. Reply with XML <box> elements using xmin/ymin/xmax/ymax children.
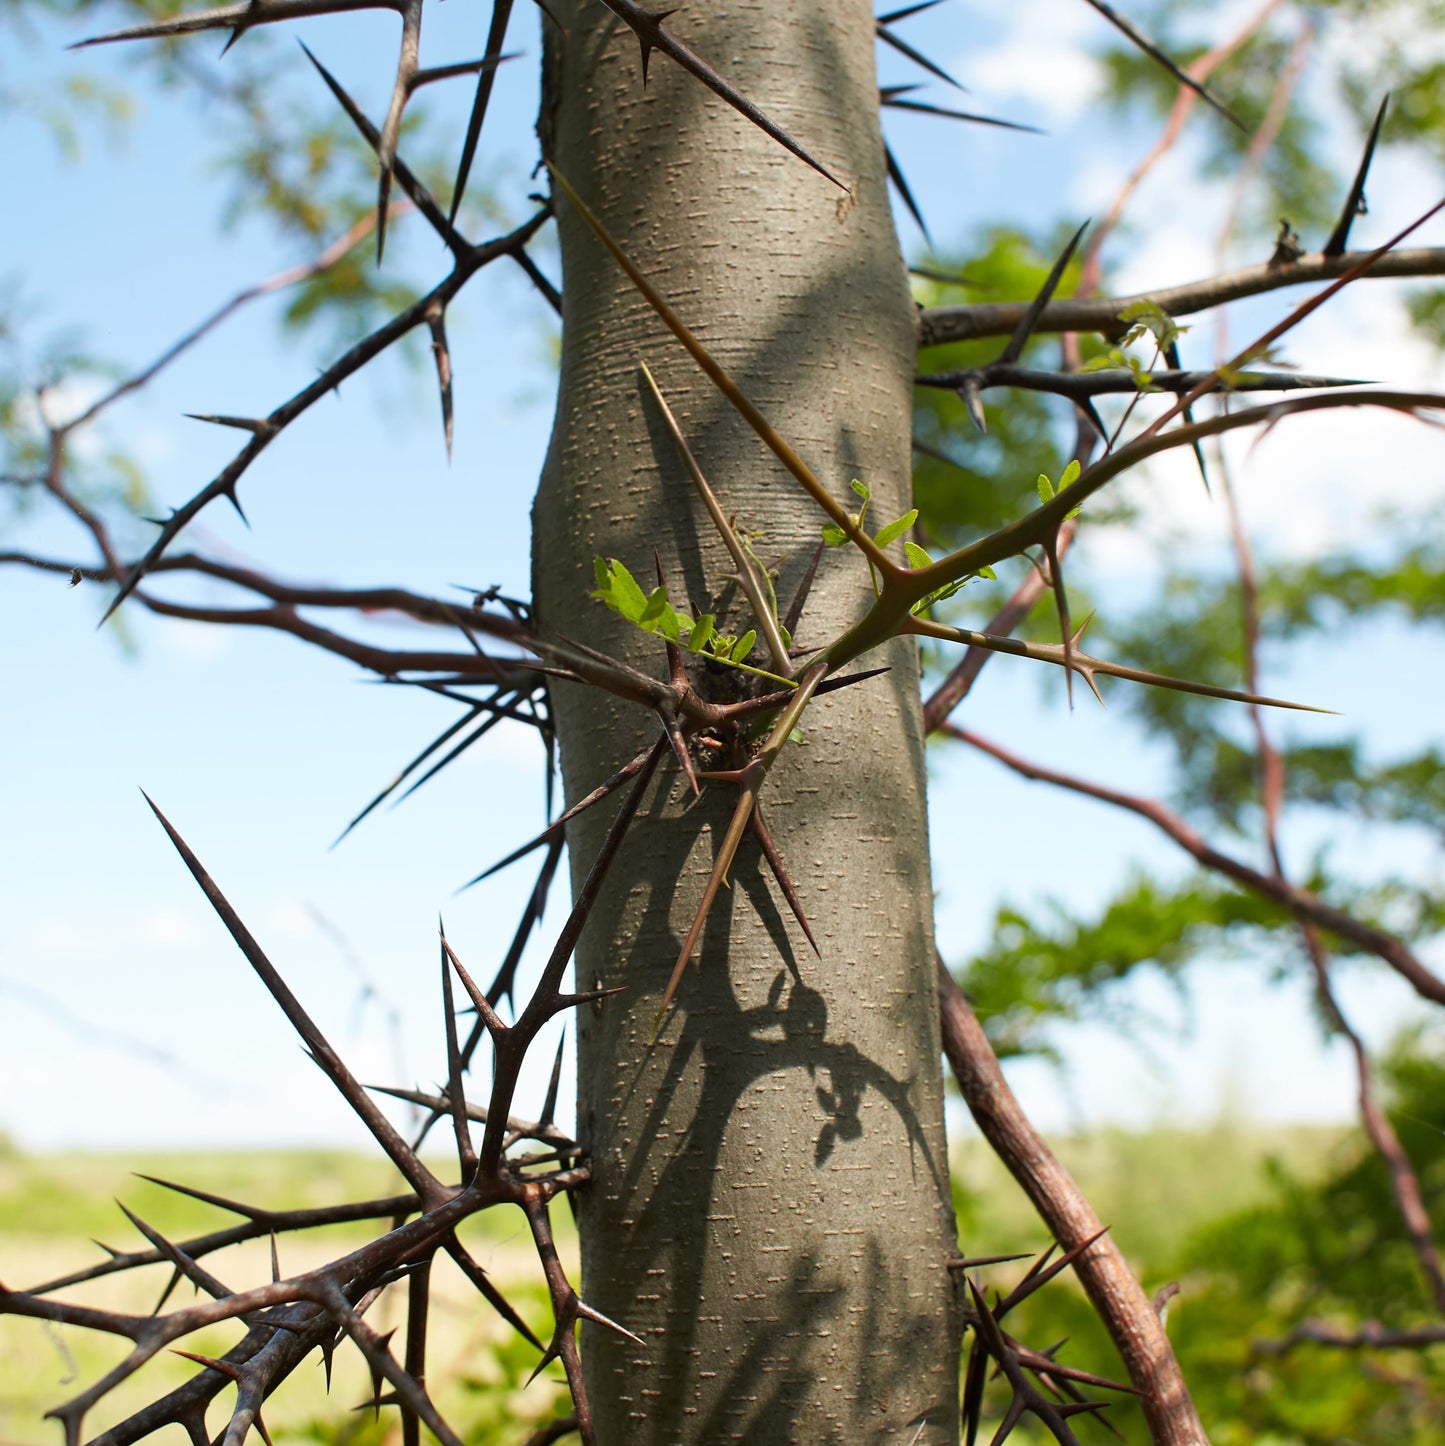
<box><xmin>957</xmin><ymin>871</ymin><xmax>1286</xmax><ymax>1058</ymax></box>
<box><xmin>590</xmin><ymin>556</ymin><xmax>776</xmax><ymax>672</ymax></box>
<box><xmin>1162</xmin><ymin>1029</ymin><xmax>1445</xmax><ymax>1444</ymax></box>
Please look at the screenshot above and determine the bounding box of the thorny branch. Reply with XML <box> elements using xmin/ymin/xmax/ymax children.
<box><xmin>7</xmin><ymin>2</ymin><xmax>1445</xmax><ymax>1442</ymax></box>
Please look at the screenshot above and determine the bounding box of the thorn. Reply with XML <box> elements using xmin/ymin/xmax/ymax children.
<box><xmin>1077</xmin><ymin>0</ymin><xmax>1242</xmax><ymax>129</ymax></box>
<box><xmin>576</xmin><ymin>1298</ymin><xmax>646</xmax><ymax>1347</ymax></box>
<box><xmin>998</xmin><ymin>221</ymin><xmax>1088</xmax><ymax>366</ymax></box>
<box><xmin>183</xmin><ymin>413</ymin><xmax>271</xmax><ymax>433</ymax></box>
<box><xmin>222</xmin><ymin>487</ymin><xmax>249</xmax><ymax>526</ymax></box>
<box><xmin>782</xmin><ymin>540</ymin><xmax>825</xmax><ymax>637</ymax></box>
<box><xmin>1042</xmin><ymin>531</ymin><xmax>1074</xmax><ymax>709</ymax></box>
<box><xmin>427</xmin><ymin>305</ymin><xmax>454</xmax><ymax>462</ymax></box>
<box><xmin>1324</xmin><ymin>94</ymin><xmax>1389</xmax><ymax>256</ymax></box>
<box><xmin>752</xmin><ymin>804</ymin><xmax>819</xmax><ymax>956</ymax></box>
<box><xmin>884</xmin><ymin>139</ymin><xmax>930</xmax><ymax>244</ymax></box>
<box><xmin>539</xmin><ymin>1032</ymin><xmax>566</xmax><ymax>1128</ymax></box>
<box><xmin>875</xmin><ymin>19</ymin><xmax>967</xmax><ymax>92</ymax></box>
<box><xmin>1164</xmin><ymin>339</ymin><xmax>1210</xmax><ymax>493</ymax></box>
<box><xmin>962</xmin><ymin>374</ymin><xmax>987</xmax><ymax>433</ymax></box>
<box><xmin>591</xmin><ymin>1</ymin><xmax>846</xmax><ymax>189</ymax></box>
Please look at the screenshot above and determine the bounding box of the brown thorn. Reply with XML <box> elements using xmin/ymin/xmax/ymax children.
<box><xmin>426</xmin><ymin>304</ymin><xmax>453</xmax><ymax>461</ymax></box>
<box><xmin>751</xmin><ymin>803</ymin><xmax>819</xmax><ymax>956</ymax></box>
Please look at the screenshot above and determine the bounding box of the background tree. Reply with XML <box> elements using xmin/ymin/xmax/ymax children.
<box><xmin>3</xmin><ymin>0</ymin><xmax>1444</xmax><ymax>1442</ymax></box>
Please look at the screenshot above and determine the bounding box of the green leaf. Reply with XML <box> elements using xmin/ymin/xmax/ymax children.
<box><xmin>977</xmin><ymin>564</ymin><xmax>997</xmax><ymax>580</ymax></box>
<box><xmin>1117</xmin><ymin>296</ymin><xmax>1182</xmax><ymax>349</ymax></box>
<box><xmin>788</xmin><ymin>727</ymin><xmax>805</xmax><ymax>745</ymax></box>
<box><xmin>874</xmin><ymin>509</ymin><xmax>919</xmax><ymax>548</ymax></box>
<box><xmin>904</xmin><ymin>540</ymin><xmax>933</xmax><ymax>570</ymax></box>
<box><xmin>821</xmin><ymin>522</ymin><xmax>849</xmax><ymax>547</ymax></box>
<box><xmin>688</xmin><ymin>613</ymin><xmax>716</xmax><ymax>653</ymax></box>
<box><xmin>1059</xmin><ymin>459</ymin><xmax>1081</xmax><ymax>490</ymax></box>
<box><xmin>850</xmin><ymin>478</ymin><xmax>871</xmax><ymax>501</ymax></box>
<box><xmin>730</xmin><ymin>629</ymin><xmax>757</xmax><ymax>663</ymax></box>
<box><xmin>592</xmin><ymin>557</ymin><xmax>648</xmax><ymax>622</ymax></box>
<box><xmin>1037</xmin><ymin>473</ymin><xmax>1055</xmax><ymax>504</ymax></box>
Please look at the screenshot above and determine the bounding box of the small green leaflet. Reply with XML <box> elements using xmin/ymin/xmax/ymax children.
<box><xmin>1036</xmin><ymin>459</ymin><xmax>1083</xmax><ymax>519</ymax></box>
<box><xmin>874</xmin><ymin>508</ymin><xmax>918</xmax><ymax>549</ymax></box>
<box><xmin>822</xmin><ymin>493</ymin><xmax>916</xmax><ymax>551</ymax></box>
<box><xmin>904</xmin><ymin>540</ymin><xmax>997</xmax><ymax>617</ymax></box>
<box><xmin>592</xmin><ymin>558</ymin><xmax>764</xmax><ymax>670</ymax></box>
<box><xmin>1116</xmin><ymin>296</ymin><xmax>1184</xmax><ymax>350</ymax></box>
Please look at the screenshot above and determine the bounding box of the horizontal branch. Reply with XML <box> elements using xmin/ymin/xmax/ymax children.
<box><xmin>917</xmin><ymin>247</ymin><xmax>1445</xmax><ymax>349</ymax></box>
<box><xmin>1253</xmin><ymin>1319</ymin><xmax>1445</xmax><ymax>1356</ymax></box>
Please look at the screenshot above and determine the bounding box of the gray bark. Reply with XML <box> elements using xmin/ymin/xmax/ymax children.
<box><xmin>533</xmin><ymin>4</ymin><xmax>962</xmax><ymax>1440</ymax></box>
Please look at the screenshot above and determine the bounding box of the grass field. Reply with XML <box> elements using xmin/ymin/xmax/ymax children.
<box><xmin>0</xmin><ymin>1121</ymin><xmax>1354</xmax><ymax>1444</ymax></box>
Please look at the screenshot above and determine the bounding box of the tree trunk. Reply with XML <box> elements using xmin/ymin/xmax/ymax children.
<box><xmin>532</xmin><ymin>3</ymin><xmax>962</xmax><ymax>1441</ymax></box>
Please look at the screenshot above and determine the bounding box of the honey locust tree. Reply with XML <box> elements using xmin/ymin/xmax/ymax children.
<box><xmin>4</xmin><ymin>0</ymin><xmax>1445</xmax><ymax>1443</ymax></box>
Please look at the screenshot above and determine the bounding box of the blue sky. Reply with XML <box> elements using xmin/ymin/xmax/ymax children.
<box><xmin>3</xmin><ymin>0</ymin><xmax>1443</xmax><ymax>1152</ymax></box>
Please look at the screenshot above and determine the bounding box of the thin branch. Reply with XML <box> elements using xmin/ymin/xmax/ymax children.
<box><xmin>918</xmin><ymin>246</ymin><xmax>1445</xmax><ymax>348</ymax></box>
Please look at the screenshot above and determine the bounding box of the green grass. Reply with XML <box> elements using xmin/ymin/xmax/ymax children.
<box><xmin>0</xmin><ymin>1122</ymin><xmax>1365</xmax><ymax>1444</ymax></box>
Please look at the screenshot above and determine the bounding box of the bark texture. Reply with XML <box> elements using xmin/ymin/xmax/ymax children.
<box><xmin>532</xmin><ymin>4</ymin><xmax>962</xmax><ymax>1441</ymax></box>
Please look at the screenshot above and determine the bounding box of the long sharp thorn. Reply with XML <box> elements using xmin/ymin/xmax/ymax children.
<box><xmin>183</xmin><ymin>412</ymin><xmax>270</xmax><ymax>433</ymax></box>
<box><xmin>133</xmin><ymin>1173</ymin><xmax>265</xmax><ymax>1218</ymax></box>
<box><xmin>882</xmin><ymin>95</ymin><xmax>1043</xmax><ymax>135</ymax></box>
<box><xmin>446</xmin><ymin>1239</ymin><xmax>544</xmax><ymax>1350</ymax></box>
<box><xmin>962</xmin><ymin>1333</ymin><xmax>987</xmax><ymax>1446</ymax></box>
<box><xmin>782</xmin><ymin>541</ymin><xmax>825</xmax><ymax>637</ymax></box>
<box><xmin>653</xmin><ymin>785</ymin><xmax>758</xmax><ymax>1041</ymax></box>
<box><xmin>986</xmin><ymin>1392</ymin><xmax>1027</xmax><ymax>1446</ymax></box>
<box><xmin>884</xmin><ymin>139</ymin><xmax>931</xmax><ymax>244</ymax></box>
<box><xmin>1042</xmin><ymin>531</ymin><xmax>1074</xmax><ymax>709</ymax></box>
<box><xmin>1164</xmin><ymin>339</ymin><xmax>1210</xmax><ymax>492</ymax></box>
<box><xmin>299</xmin><ymin>41</ymin><xmax>461</xmax><ymax>254</ymax></box>
<box><xmin>1077</xmin><ymin>395</ymin><xmax>1107</xmax><ymax>443</ymax></box>
<box><xmin>549</xmin><ymin>166</ymin><xmax>886</xmax><ymax>562</ymax></box>
<box><xmin>596</xmin><ymin>0</ymin><xmax>846</xmax><ymax>189</ymax></box>
<box><xmin>394</xmin><ymin>708</ymin><xmax>511</xmax><ymax>805</ymax></box>
<box><xmin>576</xmin><ymin>1299</ymin><xmax>646</xmax><ymax>1348</ymax></box>
<box><xmin>153</xmin><ymin>1265</ymin><xmax>183</xmax><ymax>1316</ymax></box>
<box><xmin>440</xmin><ymin>931</ymin><xmax>508</xmax><ymax>1038</ymax></box>
<box><xmin>460</xmin><ymin>746</ymin><xmax>651</xmax><ymax>886</ymax></box>
<box><xmin>1077</xmin><ymin>0</ymin><xmax>1242</xmax><ymax>129</ymax></box>
<box><xmin>1324</xmin><ymin>93</ymin><xmax>1389</xmax><ymax>256</ymax></box>
<box><xmin>997</xmin><ymin>1226</ymin><xmax>1111</xmax><ymax>1318</ymax></box>
<box><xmin>439</xmin><ymin>924</ymin><xmax>474</xmax><ymax>1172</ymax></box>
<box><xmin>948</xmin><ymin>1250</ymin><xmax>1033</xmax><ymax>1269</ymax></box>
<box><xmin>427</xmin><ymin>306</ymin><xmax>453</xmax><ymax>461</ymax></box>
<box><xmin>876</xmin><ymin>21</ymin><xmax>967</xmax><ymax>92</ymax></box>
<box><xmin>373</xmin><ymin>2</ymin><xmax>422</xmax><ymax>264</ymax></box>
<box><xmin>999</xmin><ymin>221</ymin><xmax>1088</xmax><ymax>365</ymax></box>
<box><xmin>662</xmin><ymin>714</ymin><xmax>699</xmax><ymax>796</ymax></box>
<box><xmin>141</xmin><ymin>793</ymin><xmax>438</xmax><ymax>1195</ymax></box>
<box><xmin>752</xmin><ymin>804</ymin><xmax>819</xmax><ymax>955</ymax></box>
<box><xmin>333</xmin><ymin>702</ymin><xmax>486</xmax><ymax>848</ymax></box>
<box><xmin>877</xmin><ymin>0</ymin><xmax>946</xmax><ymax>22</ymax></box>
<box><xmin>539</xmin><ymin>1032</ymin><xmax>566</xmax><ymax>1129</ymax></box>
<box><xmin>450</xmin><ymin>0</ymin><xmax>516</xmax><ymax>224</ymax></box>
